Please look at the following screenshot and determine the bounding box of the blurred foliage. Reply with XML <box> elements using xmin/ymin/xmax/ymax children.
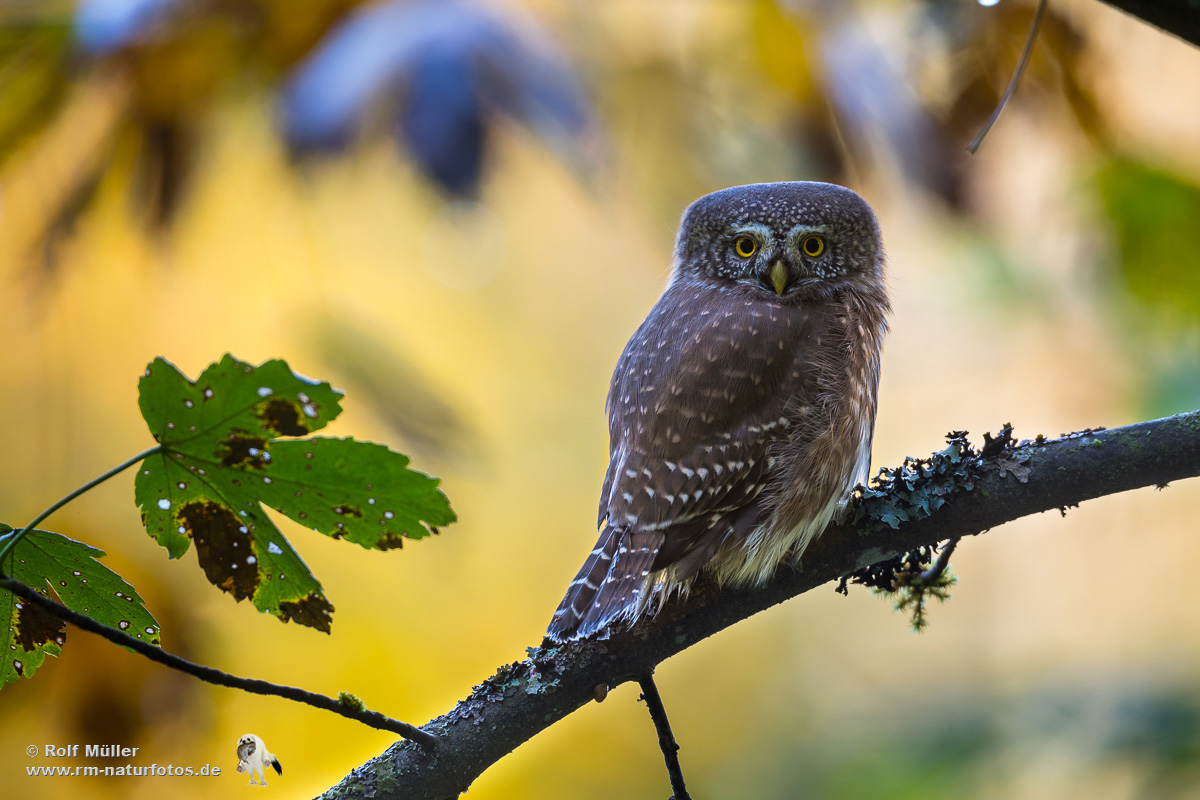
<box><xmin>1096</xmin><ymin>158</ymin><xmax>1200</xmax><ymax>321</ymax></box>
<box><xmin>0</xmin><ymin>16</ymin><xmax>71</xmax><ymax>161</ymax></box>
<box><xmin>0</xmin><ymin>0</ymin><xmax>1113</xmax><ymax>259</ymax></box>
<box><xmin>7</xmin><ymin>0</ymin><xmax>1194</xmax><ymax>421</ymax></box>
<box><xmin>308</xmin><ymin>315</ymin><xmax>473</xmax><ymax>464</ymax></box>
<box><xmin>0</xmin><ymin>0</ymin><xmax>599</xmax><ymax>252</ymax></box>
<box><xmin>1095</xmin><ymin>158</ymin><xmax>1200</xmax><ymax>417</ymax></box>
<box><xmin>710</xmin><ymin>678</ymin><xmax>1200</xmax><ymax>799</ymax></box>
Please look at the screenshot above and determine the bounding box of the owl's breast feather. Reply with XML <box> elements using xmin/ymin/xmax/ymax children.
<box><xmin>599</xmin><ymin>280</ymin><xmax>823</xmax><ymax>534</ymax></box>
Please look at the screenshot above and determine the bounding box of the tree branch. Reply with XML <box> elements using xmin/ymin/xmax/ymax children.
<box><xmin>638</xmin><ymin>673</ymin><xmax>691</xmax><ymax>800</ymax></box>
<box><xmin>1095</xmin><ymin>0</ymin><xmax>1200</xmax><ymax>48</ymax></box>
<box><xmin>0</xmin><ymin>575</ymin><xmax>438</xmax><ymax>747</ymax></box>
<box><xmin>318</xmin><ymin>411</ymin><xmax>1200</xmax><ymax>800</ymax></box>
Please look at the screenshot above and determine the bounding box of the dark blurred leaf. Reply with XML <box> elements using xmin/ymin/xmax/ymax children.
<box><xmin>399</xmin><ymin>46</ymin><xmax>486</xmax><ymax>196</ymax></box>
<box><xmin>132</xmin><ymin>117</ymin><xmax>194</xmax><ymax>228</ymax></box>
<box><xmin>310</xmin><ymin>316</ymin><xmax>472</xmax><ymax>463</ymax></box>
<box><xmin>39</xmin><ymin>158</ymin><xmax>108</xmax><ymax>274</ymax></box>
<box><xmin>0</xmin><ymin>21</ymin><xmax>71</xmax><ymax>168</ymax></box>
<box><xmin>806</xmin><ymin>4</ymin><xmax>961</xmax><ymax>203</ymax></box>
<box><xmin>282</xmin><ymin>0</ymin><xmax>596</xmax><ymax>197</ymax></box>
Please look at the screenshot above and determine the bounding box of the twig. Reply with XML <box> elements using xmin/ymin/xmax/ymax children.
<box><xmin>919</xmin><ymin>536</ymin><xmax>961</xmax><ymax>583</ymax></box>
<box><xmin>0</xmin><ymin>445</ymin><xmax>162</xmax><ymax>565</ymax></box>
<box><xmin>1093</xmin><ymin>0</ymin><xmax>1200</xmax><ymax>49</ymax></box>
<box><xmin>0</xmin><ymin>574</ymin><xmax>439</xmax><ymax>748</ymax></box>
<box><xmin>968</xmin><ymin>0</ymin><xmax>1049</xmax><ymax>154</ymax></box>
<box><xmin>638</xmin><ymin>673</ymin><xmax>690</xmax><ymax>800</ymax></box>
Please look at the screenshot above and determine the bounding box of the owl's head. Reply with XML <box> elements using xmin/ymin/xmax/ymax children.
<box><xmin>671</xmin><ymin>182</ymin><xmax>883</xmax><ymax>300</ymax></box>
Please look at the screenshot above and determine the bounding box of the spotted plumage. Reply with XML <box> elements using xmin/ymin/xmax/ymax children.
<box><xmin>547</xmin><ymin>181</ymin><xmax>889</xmax><ymax>642</ymax></box>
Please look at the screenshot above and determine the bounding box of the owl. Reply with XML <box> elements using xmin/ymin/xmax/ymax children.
<box><xmin>546</xmin><ymin>181</ymin><xmax>889</xmax><ymax>642</ymax></box>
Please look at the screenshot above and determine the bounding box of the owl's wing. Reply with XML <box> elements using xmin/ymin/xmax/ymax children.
<box><xmin>549</xmin><ymin>280</ymin><xmax>823</xmax><ymax>642</ymax></box>
<box><xmin>599</xmin><ymin>280</ymin><xmax>822</xmax><ymax>571</ymax></box>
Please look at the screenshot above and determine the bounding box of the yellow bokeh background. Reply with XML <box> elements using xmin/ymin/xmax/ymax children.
<box><xmin>3</xmin><ymin>2</ymin><xmax>1200</xmax><ymax>798</ymax></box>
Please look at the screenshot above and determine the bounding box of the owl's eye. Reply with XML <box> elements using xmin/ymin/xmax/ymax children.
<box><xmin>733</xmin><ymin>236</ymin><xmax>758</xmax><ymax>258</ymax></box>
<box><xmin>801</xmin><ymin>235</ymin><xmax>825</xmax><ymax>257</ymax></box>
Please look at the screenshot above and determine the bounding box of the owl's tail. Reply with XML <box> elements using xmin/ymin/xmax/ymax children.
<box><xmin>546</xmin><ymin>525</ymin><xmax>663</xmax><ymax>642</ymax></box>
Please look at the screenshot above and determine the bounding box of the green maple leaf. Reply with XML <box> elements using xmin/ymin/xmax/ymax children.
<box><xmin>134</xmin><ymin>355</ymin><xmax>455</xmax><ymax>632</ymax></box>
<box><xmin>0</xmin><ymin>526</ymin><xmax>160</xmax><ymax>687</ymax></box>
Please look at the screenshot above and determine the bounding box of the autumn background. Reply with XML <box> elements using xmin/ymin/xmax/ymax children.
<box><xmin>2</xmin><ymin>0</ymin><xmax>1200</xmax><ymax>798</ymax></box>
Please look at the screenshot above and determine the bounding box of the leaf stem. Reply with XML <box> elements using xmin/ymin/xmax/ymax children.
<box><xmin>0</xmin><ymin>574</ymin><xmax>439</xmax><ymax>747</ymax></box>
<box><xmin>918</xmin><ymin>536</ymin><xmax>961</xmax><ymax>584</ymax></box>
<box><xmin>0</xmin><ymin>445</ymin><xmax>163</xmax><ymax>566</ymax></box>
<box><xmin>967</xmin><ymin>0</ymin><xmax>1048</xmax><ymax>154</ymax></box>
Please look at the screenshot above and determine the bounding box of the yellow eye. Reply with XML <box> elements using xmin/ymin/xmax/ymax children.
<box><xmin>734</xmin><ymin>236</ymin><xmax>758</xmax><ymax>258</ymax></box>
<box><xmin>801</xmin><ymin>235</ymin><xmax>825</xmax><ymax>257</ymax></box>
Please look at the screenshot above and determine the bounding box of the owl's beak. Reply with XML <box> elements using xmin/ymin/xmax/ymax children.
<box><xmin>768</xmin><ymin>260</ymin><xmax>788</xmax><ymax>295</ymax></box>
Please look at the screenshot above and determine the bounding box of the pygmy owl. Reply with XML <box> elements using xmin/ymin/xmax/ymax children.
<box><xmin>546</xmin><ymin>181</ymin><xmax>889</xmax><ymax>642</ymax></box>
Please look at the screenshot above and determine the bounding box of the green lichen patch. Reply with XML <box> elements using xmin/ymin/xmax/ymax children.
<box><xmin>851</xmin><ymin>430</ymin><xmax>981</xmax><ymax>535</ymax></box>
<box><xmin>842</xmin><ymin>425</ymin><xmax>1030</xmax><ymax>630</ymax></box>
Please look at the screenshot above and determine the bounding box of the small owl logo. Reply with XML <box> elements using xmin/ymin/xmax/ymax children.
<box><xmin>236</xmin><ymin>733</ymin><xmax>282</xmax><ymax>787</ymax></box>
